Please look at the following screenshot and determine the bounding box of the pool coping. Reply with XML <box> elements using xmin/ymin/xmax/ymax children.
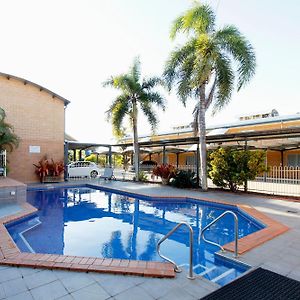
<box><xmin>0</xmin><ymin>184</ymin><xmax>289</xmax><ymax>278</ymax></box>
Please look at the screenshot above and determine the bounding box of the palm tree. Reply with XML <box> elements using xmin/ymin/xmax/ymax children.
<box><xmin>0</xmin><ymin>107</ymin><xmax>19</xmax><ymax>152</ymax></box>
<box><xmin>103</xmin><ymin>58</ymin><xmax>166</xmax><ymax>181</ymax></box>
<box><xmin>164</xmin><ymin>3</ymin><xmax>256</xmax><ymax>190</ymax></box>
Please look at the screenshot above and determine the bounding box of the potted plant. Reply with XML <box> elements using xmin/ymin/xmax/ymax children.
<box><xmin>152</xmin><ymin>164</ymin><xmax>176</xmax><ymax>185</ymax></box>
<box><xmin>34</xmin><ymin>156</ymin><xmax>64</xmax><ymax>183</ymax></box>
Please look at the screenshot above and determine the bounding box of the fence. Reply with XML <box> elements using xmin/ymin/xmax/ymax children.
<box><xmin>248</xmin><ymin>166</ymin><xmax>300</xmax><ymax>197</ymax></box>
<box><xmin>66</xmin><ymin>162</ymin><xmax>300</xmax><ymax>197</ymax></box>
<box><xmin>0</xmin><ymin>150</ymin><xmax>6</xmax><ymax>177</ymax></box>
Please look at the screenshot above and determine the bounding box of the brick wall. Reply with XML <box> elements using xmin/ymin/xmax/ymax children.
<box><xmin>0</xmin><ymin>76</ymin><xmax>66</xmax><ymax>183</ymax></box>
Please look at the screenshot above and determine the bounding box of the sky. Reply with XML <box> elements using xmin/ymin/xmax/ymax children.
<box><xmin>0</xmin><ymin>0</ymin><xmax>299</xmax><ymax>143</ymax></box>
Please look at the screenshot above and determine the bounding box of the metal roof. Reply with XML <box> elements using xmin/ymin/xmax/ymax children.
<box><xmin>0</xmin><ymin>72</ymin><xmax>70</xmax><ymax>106</ymax></box>
<box><xmin>112</xmin><ymin>127</ymin><xmax>300</xmax><ymax>150</ymax></box>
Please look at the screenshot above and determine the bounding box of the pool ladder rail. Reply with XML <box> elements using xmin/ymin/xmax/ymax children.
<box><xmin>156</xmin><ymin>211</ymin><xmax>239</xmax><ymax>280</ymax></box>
<box><xmin>157</xmin><ymin>222</ymin><xmax>195</xmax><ymax>280</ymax></box>
<box><xmin>201</xmin><ymin>210</ymin><xmax>239</xmax><ymax>258</ymax></box>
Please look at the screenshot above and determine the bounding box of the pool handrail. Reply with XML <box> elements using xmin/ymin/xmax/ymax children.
<box><xmin>157</xmin><ymin>222</ymin><xmax>195</xmax><ymax>280</ymax></box>
<box><xmin>201</xmin><ymin>210</ymin><xmax>239</xmax><ymax>258</ymax></box>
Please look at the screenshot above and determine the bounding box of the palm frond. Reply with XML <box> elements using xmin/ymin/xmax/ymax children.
<box><xmin>109</xmin><ymin>95</ymin><xmax>130</xmax><ymax>137</ymax></box>
<box><xmin>163</xmin><ymin>39</ymin><xmax>197</xmax><ymax>91</ymax></box>
<box><xmin>215</xmin><ymin>25</ymin><xmax>256</xmax><ymax>90</ymax></box>
<box><xmin>0</xmin><ymin>108</ymin><xmax>19</xmax><ymax>152</ymax></box>
<box><xmin>140</xmin><ymin>103</ymin><xmax>158</xmax><ymax>132</ymax></box>
<box><xmin>170</xmin><ymin>15</ymin><xmax>184</xmax><ymax>40</ymax></box>
<box><xmin>130</xmin><ymin>57</ymin><xmax>141</xmax><ymax>84</ymax></box>
<box><xmin>141</xmin><ymin>91</ymin><xmax>166</xmax><ymax>111</ymax></box>
<box><xmin>213</xmin><ymin>53</ymin><xmax>234</xmax><ymax>113</ymax></box>
<box><xmin>142</xmin><ymin>76</ymin><xmax>165</xmax><ymax>90</ymax></box>
<box><xmin>183</xmin><ymin>3</ymin><xmax>216</xmax><ymax>35</ymax></box>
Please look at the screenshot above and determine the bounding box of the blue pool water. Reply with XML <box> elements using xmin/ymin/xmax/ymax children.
<box><xmin>7</xmin><ymin>185</ymin><xmax>263</xmax><ymax>285</ymax></box>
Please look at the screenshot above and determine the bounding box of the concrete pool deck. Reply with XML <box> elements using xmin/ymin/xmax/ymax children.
<box><xmin>0</xmin><ymin>180</ymin><xmax>299</xmax><ymax>299</ymax></box>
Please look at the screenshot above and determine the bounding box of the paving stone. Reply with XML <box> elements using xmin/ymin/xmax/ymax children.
<box><xmin>114</xmin><ymin>286</ymin><xmax>154</xmax><ymax>300</ymax></box>
<box><xmin>0</xmin><ymin>284</ymin><xmax>5</xmax><ymax>299</ymax></box>
<box><xmin>30</xmin><ymin>280</ymin><xmax>68</xmax><ymax>300</ymax></box>
<box><xmin>139</xmin><ymin>278</ymin><xmax>178</xmax><ymax>299</ymax></box>
<box><xmin>70</xmin><ymin>282</ymin><xmax>110</xmax><ymax>300</ymax></box>
<box><xmin>24</xmin><ymin>270</ymin><xmax>57</xmax><ymax>290</ymax></box>
<box><xmin>0</xmin><ymin>268</ymin><xmax>22</xmax><ymax>282</ymax></box>
<box><xmin>60</xmin><ymin>272</ymin><xmax>96</xmax><ymax>293</ymax></box>
<box><xmin>158</xmin><ymin>286</ymin><xmax>196</xmax><ymax>300</ymax></box>
<box><xmin>99</xmin><ymin>275</ymin><xmax>138</xmax><ymax>296</ymax></box>
<box><xmin>18</xmin><ymin>267</ymin><xmax>41</xmax><ymax>277</ymax></box>
<box><xmin>6</xmin><ymin>290</ymin><xmax>34</xmax><ymax>300</ymax></box>
<box><xmin>2</xmin><ymin>277</ymin><xmax>28</xmax><ymax>298</ymax></box>
<box><xmin>288</xmin><ymin>269</ymin><xmax>300</xmax><ymax>282</ymax></box>
<box><xmin>56</xmin><ymin>295</ymin><xmax>74</xmax><ymax>300</ymax></box>
<box><xmin>181</xmin><ymin>279</ymin><xmax>213</xmax><ymax>298</ymax></box>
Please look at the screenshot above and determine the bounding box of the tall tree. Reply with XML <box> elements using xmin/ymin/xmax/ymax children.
<box><xmin>0</xmin><ymin>107</ymin><xmax>19</xmax><ymax>152</ymax></box>
<box><xmin>103</xmin><ymin>58</ymin><xmax>166</xmax><ymax>181</ymax></box>
<box><xmin>164</xmin><ymin>2</ymin><xmax>256</xmax><ymax>190</ymax></box>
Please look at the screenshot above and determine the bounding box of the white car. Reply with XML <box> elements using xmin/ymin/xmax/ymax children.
<box><xmin>67</xmin><ymin>161</ymin><xmax>101</xmax><ymax>178</ymax></box>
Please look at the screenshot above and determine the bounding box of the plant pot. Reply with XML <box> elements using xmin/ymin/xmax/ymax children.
<box><xmin>42</xmin><ymin>175</ymin><xmax>64</xmax><ymax>183</ymax></box>
<box><xmin>161</xmin><ymin>177</ymin><xmax>169</xmax><ymax>185</ymax></box>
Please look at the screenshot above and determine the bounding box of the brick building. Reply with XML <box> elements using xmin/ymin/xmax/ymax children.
<box><xmin>0</xmin><ymin>72</ymin><xmax>69</xmax><ymax>183</ymax></box>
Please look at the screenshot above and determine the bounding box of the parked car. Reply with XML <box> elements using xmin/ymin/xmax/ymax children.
<box><xmin>67</xmin><ymin>161</ymin><xmax>101</xmax><ymax>178</ymax></box>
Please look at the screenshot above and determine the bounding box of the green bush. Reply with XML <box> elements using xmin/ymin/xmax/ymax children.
<box><xmin>208</xmin><ymin>148</ymin><xmax>267</xmax><ymax>192</ymax></box>
<box><xmin>85</xmin><ymin>154</ymin><xmax>106</xmax><ymax>166</ymax></box>
<box><xmin>138</xmin><ymin>171</ymin><xmax>148</xmax><ymax>182</ymax></box>
<box><xmin>169</xmin><ymin>170</ymin><xmax>198</xmax><ymax>188</ymax></box>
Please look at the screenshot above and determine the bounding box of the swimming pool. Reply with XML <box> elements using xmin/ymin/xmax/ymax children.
<box><xmin>7</xmin><ymin>185</ymin><xmax>263</xmax><ymax>286</ymax></box>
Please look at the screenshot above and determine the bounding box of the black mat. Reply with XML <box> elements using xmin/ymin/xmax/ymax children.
<box><xmin>200</xmin><ymin>268</ymin><xmax>300</xmax><ymax>300</ymax></box>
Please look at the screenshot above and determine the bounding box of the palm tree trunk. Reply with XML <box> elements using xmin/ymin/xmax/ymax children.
<box><xmin>198</xmin><ymin>85</ymin><xmax>208</xmax><ymax>191</ymax></box>
<box><xmin>132</xmin><ymin>100</ymin><xmax>140</xmax><ymax>181</ymax></box>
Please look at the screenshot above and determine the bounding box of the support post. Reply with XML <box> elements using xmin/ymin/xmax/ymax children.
<box><xmin>64</xmin><ymin>142</ymin><xmax>69</xmax><ymax>181</ymax></box>
<box><xmin>163</xmin><ymin>145</ymin><xmax>166</xmax><ymax>164</ymax></box>
<box><xmin>176</xmin><ymin>153</ymin><xmax>179</xmax><ymax>168</ymax></box>
<box><xmin>73</xmin><ymin>149</ymin><xmax>76</xmax><ymax>161</ymax></box>
<box><xmin>196</xmin><ymin>144</ymin><xmax>200</xmax><ymax>187</ymax></box>
<box><xmin>280</xmin><ymin>150</ymin><xmax>284</xmax><ymax>166</ymax></box>
<box><xmin>108</xmin><ymin>146</ymin><xmax>112</xmax><ymax>167</ymax></box>
<box><xmin>244</xmin><ymin>139</ymin><xmax>248</xmax><ymax>192</ymax></box>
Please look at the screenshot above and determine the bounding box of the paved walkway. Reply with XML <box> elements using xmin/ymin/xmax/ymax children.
<box><xmin>0</xmin><ymin>180</ymin><xmax>300</xmax><ymax>299</ymax></box>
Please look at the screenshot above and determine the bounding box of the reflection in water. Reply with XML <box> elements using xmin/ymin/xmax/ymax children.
<box><xmin>7</xmin><ymin>187</ymin><xmax>262</xmax><ymax>270</ymax></box>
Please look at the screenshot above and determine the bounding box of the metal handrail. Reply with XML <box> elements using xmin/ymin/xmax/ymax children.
<box><xmin>157</xmin><ymin>222</ymin><xmax>195</xmax><ymax>280</ymax></box>
<box><xmin>201</xmin><ymin>211</ymin><xmax>239</xmax><ymax>258</ymax></box>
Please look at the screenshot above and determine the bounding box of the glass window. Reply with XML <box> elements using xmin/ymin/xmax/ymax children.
<box><xmin>288</xmin><ymin>154</ymin><xmax>300</xmax><ymax>167</ymax></box>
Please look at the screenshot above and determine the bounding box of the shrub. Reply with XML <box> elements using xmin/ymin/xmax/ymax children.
<box><xmin>33</xmin><ymin>156</ymin><xmax>64</xmax><ymax>182</ymax></box>
<box><xmin>138</xmin><ymin>171</ymin><xmax>148</xmax><ymax>182</ymax></box>
<box><xmin>85</xmin><ymin>154</ymin><xmax>106</xmax><ymax>166</ymax></box>
<box><xmin>152</xmin><ymin>164</ymin><xmax>176</xmax><ymax>179</ymax></box>
<box><xmin>208</xmin><ymin>148</ymin><xmax>267</xmax><ymax>192</ymax></box>
<box><xmin>169</xmin><ymin>170</ymin><xmax>198</xmax><ymax>188</ymax></box>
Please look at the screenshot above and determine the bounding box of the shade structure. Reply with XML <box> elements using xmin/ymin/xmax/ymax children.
<box><xmin>122</xmin><ymin>146</ymin><xmax>152</xmax><ymax>154</ymax></box>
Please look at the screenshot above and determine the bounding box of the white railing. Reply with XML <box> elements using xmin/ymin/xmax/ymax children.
<box><xmin>248</xmin><ymin>166</ymin><xmax>300</xmax><ymax>196</ymax></box>
<box><xmin>67</xmin><ymin>162</ymin><xmax>300</xmax><ymax>197</ymax></box>
<box><xmin>0</xmin><ymin>150</ymin><xmax>6</xmax><ymax>177</ymax></box>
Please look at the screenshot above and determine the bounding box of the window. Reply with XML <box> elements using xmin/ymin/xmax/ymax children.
<box><xmin>186</xmin><ymin>156</ymin><xmax>195</xmax><ymax>166</ymax></box>
<box><xmin>287</xmin><ymin>154</ymin><xmax>300</xmax><ymax>167</ymax></box>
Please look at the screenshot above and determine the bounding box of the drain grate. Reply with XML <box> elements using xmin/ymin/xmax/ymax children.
<box><xmin>200</xmin><ymin>268</ymin><xmax>300</xmax><ymax>300</ymax></box>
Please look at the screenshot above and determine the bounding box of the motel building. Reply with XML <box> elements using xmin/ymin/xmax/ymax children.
<box><xmin>0</xmin><ymin>72</ymin><xmax>69</xmax><ymax>184</ymax></box>
<box><xmin>116</xmin><ymin>109</ymin><xmax>300</xmax><ymax>196</ymax></box>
